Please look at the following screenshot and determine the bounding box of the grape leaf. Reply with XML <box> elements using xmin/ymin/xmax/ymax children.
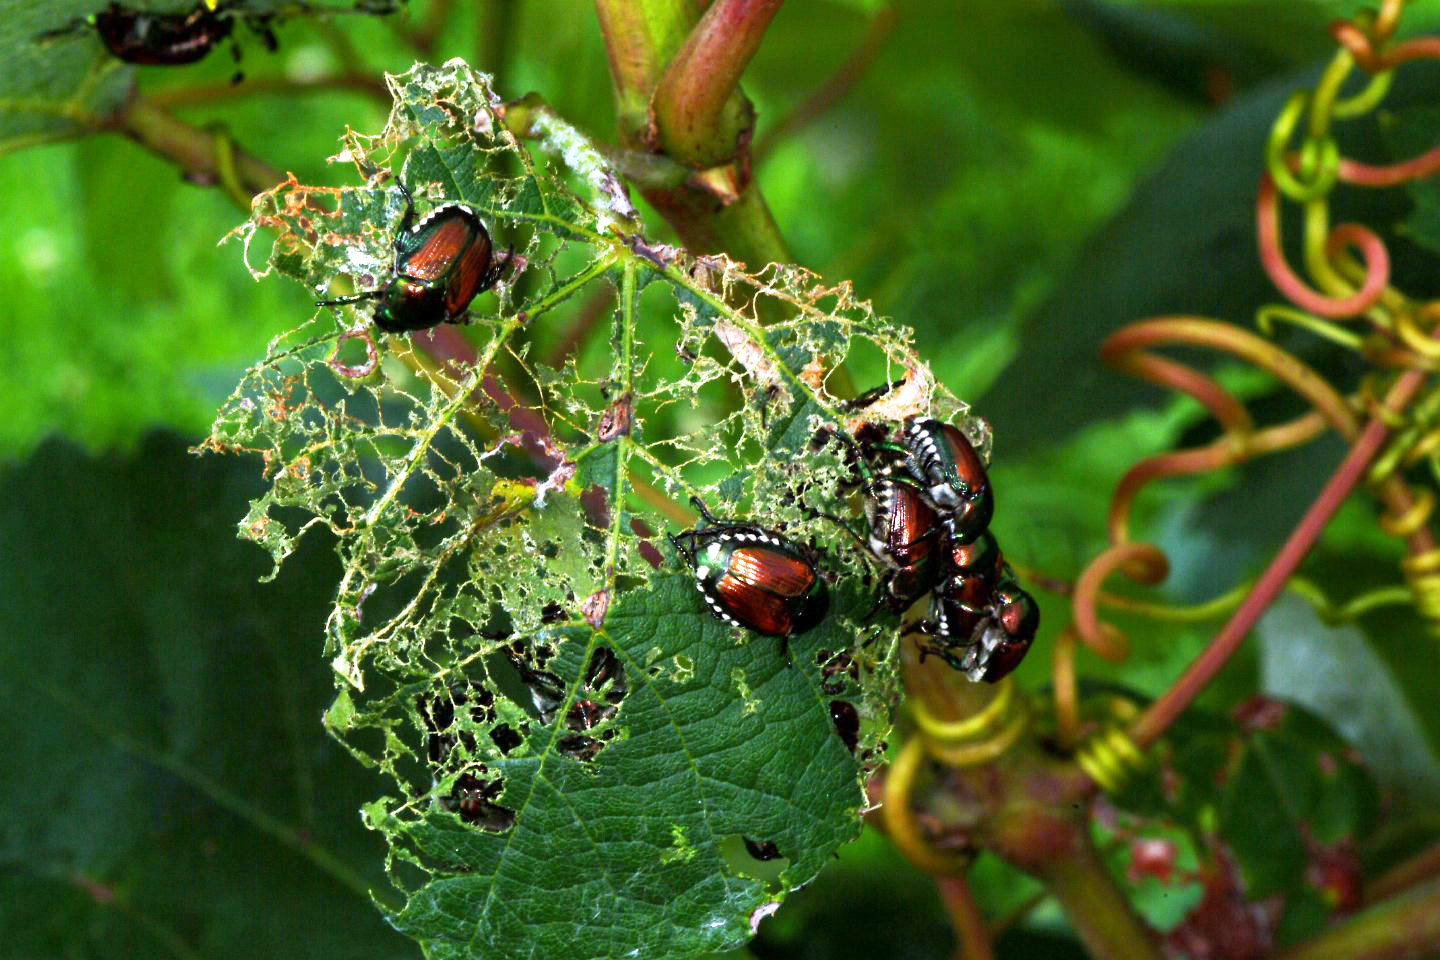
<box><xmin>0</xmin><ymin>0</ymin><xmax>133</xmax><ymax>152</ymax></box>
<box><xmin>0</xmin><ymin>434</ymin><xmax>412</xmax><ymax>959</ymax></box>
<box><xmin>207</xmin><ymin>60</ymin><xmax>974</xmax><ymax>959</ymax></box>
<box><xmin>1218</xmin><ymin>699</ymin><xmax>1378</xmax><ymax>907</ymax></box>
<box><xmin>1258</xmin><ymin>595</ymin><xmax>1440</xmax><ymax>808</ymax></box>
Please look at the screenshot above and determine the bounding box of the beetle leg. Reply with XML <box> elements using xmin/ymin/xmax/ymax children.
<box><xmin>476</xmin><ymin>244</ymin><xmax>514</xmax><ymax>293</ymax></box>
<box><xmin>758</xmin><ymin>383</ymin><xmax>781</xmax><ymax>431</ymax></box>
<box><xmin>666</xmin><ymin>531</ymin><xmax>697</xmax><ymax>567</ymax></box>
<box><xmin>813</xmin><ymin>426</ymin><xmax>877</xmax><ymax>489</ymax></box>
<box><xmin>33</xmin><ymin>17</ymin><xmax>93</xmax><ymax>43</ymax></box>
<box><xmin>807</xmin><ymin>509</ymin><xmax>872</xmax><ymax>561</ymax></box>
<box><xmin>900</xmin><ymin>616</ymin><xmax>948</xmax><ymax>639</ymax></box>
<box><xmin>393</xmin><ymin>180</ymin><xmax>418</xmax><ymax>244</ymax></box>
<box><xmin>856</xmin><ymin>593</ymin><xmax>889</xmax><ymax>623</ymax></box>
<box><xmin>913</xmin><ymin>640</ymin><xmax>966</xmax><ymax>672</ymax></box>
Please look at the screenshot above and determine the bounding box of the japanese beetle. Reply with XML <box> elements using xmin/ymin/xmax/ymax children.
<box><xmin>941</xmin><ymin>529</ymin><xmax>1003</xmax><ymax>605</ymax></box>
<box><xmin>830</xmin><ymin>408</ymin><xmax>993</xmax><ymax>548</ymax></box>
<box><xmin>909</xmin><ymin>572</ymin><xmax>1038</xmax><ymax>683</ymax></box>
<box><xmin>865</xmin><ymin>477</ymin><xmax>945</xmax><ymax>611</ymax></box>
<box><xmin>669</xmin><ymin>497</ymin><xmax>829</xmax><ymax>639</ymax></box>
<box><xmin>897</xmin><ymin>418</ymin><xmax>994</xmax><ymax>545</ymax></box>
<box><xmin>38</xmin><ymin>2</ymin><xmax>404</xmax><ymax>71</ymax></box>
<box><xmin>34</xmin><ymin>2</ymin><xmax>278</xmax><ymax>82</ymax></box>
<box><xmin>318</xmin><ymin>180</ymin><xmax>511</xmax><ymax>333</ymax></box>
<box><xmin>814</xmin><ymin>426</ymin><xmax>943</xmax><ymax>614</ymax></box>
<box><xmin>974</xmin><ymin>579</ymin><xmax>1039</xmax><ymax>682</ymax></box>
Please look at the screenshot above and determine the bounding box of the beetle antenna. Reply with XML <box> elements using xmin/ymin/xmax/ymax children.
<box><xmin>394</xmin><ymin>180</ymin><xmax>417</xmax><ymax>236</ymax></box>
<box><xmin>844</xmin><ymin>377</ymin><xmax>908</xmax><ymax>412</ymax></box>
<box><xmin>33</xmin><ymin>17</ymin><xmax>91</xmax><ymax>43</ymax></box>
<box><xmin>666</xmin><ymin>531</ymin><xmax>695</xmax><ymax>566</ymax></box>
<box><xmin>859</xmin><ymin>596</ymin><xmax>888</xmax><ymax>623</ymax></box>
<box><xmin>688</xmin><ymin>496</ymin><xmax>720</xmax><ymax>526</ymax></box>
<box><xmin>317</xmin><ymin>291</ymin><xmax>381</xmax><ymax>307</ymax></box>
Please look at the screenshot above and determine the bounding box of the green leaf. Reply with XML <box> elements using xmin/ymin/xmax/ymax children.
<box><xmin>1385</xmin><ymin>104</ymin><xmax>1440</xmax><ymax>257</ymax></box>
<box><xmin>1094</xmin><ymin>819</ymin><xmax>1204</xmax><ymax>933</ymax></box>
<box><xmin>1258</xmin><ymin>595</ymin><xmax>1440</xmax><ymax>808</ymax></box>
<box><xmin>208</xmin><ymin>61</ymin><xmax>960</xmax><ymax>959</ymax></box>
<box><xmin>1107</xmin><ymin>690</ymin><xmax>1377</xmax><ymax>923</ymax></box>
<box><xmin>0</xmin><ymin>0</ymin><xmax>133</xmax><ymax>153</ymax></box>
<box><xmin>1219</xmin><ymin>700</ymin><xmax>1379</xmax><ymax>899</ymax></box>
<box><xmin>387</xmin><ymin>574</ymin><xmax>877</xmax><ymax>959</ymax></box>
<box><xmin>0</xmin><ymin>434</ymin><xmax>412</xmax><ymax>959</ymax></box>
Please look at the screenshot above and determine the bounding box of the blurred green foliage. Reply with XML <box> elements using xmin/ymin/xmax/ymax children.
<box><xmin>4</xmin><ymin>0</ymin><xmax>1440</xmax><ymax>957</ymax></box>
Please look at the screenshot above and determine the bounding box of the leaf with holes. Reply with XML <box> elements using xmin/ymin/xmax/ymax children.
<box><xmin>207</xmin><ymin>60</ymin><xmax>982</xmax><ymax>959</ymax></box>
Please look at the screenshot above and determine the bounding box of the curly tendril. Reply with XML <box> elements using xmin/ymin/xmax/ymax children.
<box><xmin>1057</xmin><ymin>0</ymin><xmax>1440</xmax><ymax>789</ymax></box>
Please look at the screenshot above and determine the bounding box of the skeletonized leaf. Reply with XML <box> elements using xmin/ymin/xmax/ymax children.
<box><xmin>208</xmin><ymin>61</ymin><xmax>978</xmax><ymax>959</ymax></box>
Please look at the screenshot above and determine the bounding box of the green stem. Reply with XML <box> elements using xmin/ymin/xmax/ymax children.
<box><xmin>1274</xmin><ymin>879</ymin><xmax>1440</xmax><ymax>960</ymax></box>
<box><xmin>652</xmin><ymin>0</ymin><xmax>785</xmax><ymax>168</ymax></box>
<box><xmin>605</xmin><ymin>261</ymin><xmax>639</xmax><ymax>584</ymax></box>
<box><xmin>111</xmin><ymin>96</ymin><xmax>284</xmax><ymax>210</ymax></box>
<box><xmin>594</xmin><ymin>0</ymin><xmax>791</xmax><ymax>268</ymax></box>
<box><xmin>593</xmin><ymin>0</ymin><xmax>704</xmax><ymax>137</ymax></box>
<box><xmin>1029</xmin><ymin>834</ymin><xmax>1163</xmax><ymax>960</ymax></box>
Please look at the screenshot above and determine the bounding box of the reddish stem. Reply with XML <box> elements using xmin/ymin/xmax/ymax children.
<box><xmin>936</xmin><ymin>874</ymin><xmax>995</xmax><ymax>960</ymax></box>
<box><xmin>1072</xmin><ymin>544</ymin><xmax>1166</xmax><ymax>660</ymax></box>
<box><xmin>1340</xmin><ymin>147</ymin><xmax>1440</xmax><ymax>188</ymax></box>
<box><xmin>651</xmin><ymin>0</ymin><xmax>786</xmax><ymax>168</ymax></box>
<box><xmin>1129</xmin><ymin>358</ymin><xmax>1436</xmax><ymax>749</ymax></box>
<box><xmin>112</xmin><ymin>96</ymin><xmax>283</xmax><ymax>204</ymax></box>
<box><xmin>1365</xmin><ymin>841</ymin><xmax>1440</xmax><ymax>905</ymax></box>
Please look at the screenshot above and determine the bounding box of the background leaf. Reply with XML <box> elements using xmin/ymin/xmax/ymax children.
<box><xmin>0</xmin><ymin>433</ymin><xmax>413</xmax><ymax>959</ymax></box>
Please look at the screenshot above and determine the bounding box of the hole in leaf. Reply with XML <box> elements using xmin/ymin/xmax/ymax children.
<box><xmin>818</xmin><ymin>650</ymin><xmax>859</xmax><ymax>696</ymax></box>
<box><xmin>445</xmin><ymin>772</ymin><xmax>515</xmax><ymax>831</ymax></box>
<box><xmin>418</xmin><ymin>681</ymin><xmax>497</xmax><ymax>766</ymax></box>
<box><xmin>557</xmin><ymin>735</ymin><xmax>604</xmax><ymax>762</ymax></box>
<box><xmin>744</xmin><ymin>838</ymin><xmax>781</xmax><ymax>862</ymax></box>
<box><xmin>489</xmin><ymin>723</ymin><xmax>523</xmax><ymax>754</ymax></box>
<box><xmin>719</xmin><ymin>834</ymin><xmax>790</xmax><ymax>884</ymax></box>
<box><xmin>829</xmin><ymin>700</ymin><xmax>860</xmax><ymax>753</ymax></box>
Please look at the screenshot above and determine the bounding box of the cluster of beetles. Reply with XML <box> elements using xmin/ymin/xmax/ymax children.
<box><xmin>670</xmin><ymin>398</ymin><xmax>1038</xmax><ymax>684</ymax></box>
<box><xmin>47</xmin><ymin>1</ymin><xmax>1037</xmax><ymax>685</ymax></box>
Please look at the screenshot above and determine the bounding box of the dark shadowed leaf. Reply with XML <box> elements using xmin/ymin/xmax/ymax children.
<box><xmin>0</xmin><ymin>433</ymin><xmax>413</xmax><ymax>959</ymax></box>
